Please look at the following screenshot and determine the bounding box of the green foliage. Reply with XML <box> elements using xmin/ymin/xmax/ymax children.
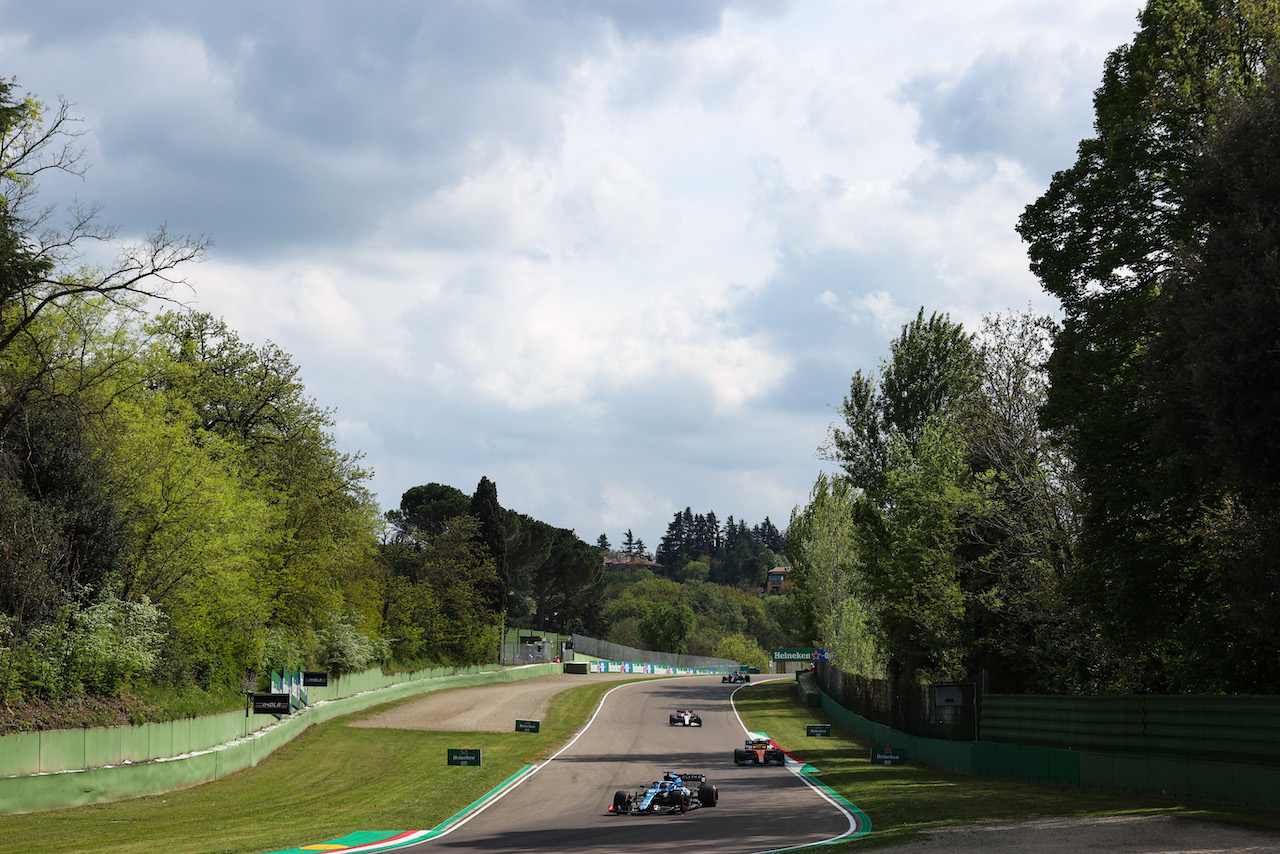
<box><xmin>636</xmin><ymin>601</ymin><xmax>696</xmax><ymax>654</ymax></box>
<box><xmin>316</xmin><ymin>612</ymin><xmax>389</xmax><ymax>676</ymax></box>
<box><xmin>809</xmin><ymin>307</ymin><xmax>1097</xmax><ymax>690</ymax></box>
<box><xmin>1016</xmin><ymin>0</ymin><xmax>1280</xmax><ymax>691</ymax></box>
<box><xmin>711</xmin><ymin>632</ymin><xmax>769</xmax><ymax>672</ymax></box>
<box><xmin>654</xmin><ymin>507</ymin><xmax>785</xmax><ymax>587</ymax></box>
<box><xmin>7</xmin><ymin>594</ymin><xmax>165</xmax><ymax>699</ymax></box>
<box><xmin>1</xmin><ymin>79</ymin><xmax>541</xmax><ymax>718</ymax></box>
<box><xmin>818</xmin><ymin>310</ymin><xmax>979</xmax><ymax>683</ymax></box>
<box><xmin>72</xmin><ymin>595</ymin><xmax>166</xmax><ymax>694</ymax></box>
<box><xmin>787</xmin><ymin>473</ymin><xmax>883</xmax><ymax>677</ymax></box>
<box><xmin>679</xmin><ymin>560</ymin><xmax>710</xmax><ymax>583</ymax></box>
<box><xmin>380</xmin><ymin>515</ymin><xmax>501</xmax><ymax>665</ymax></box>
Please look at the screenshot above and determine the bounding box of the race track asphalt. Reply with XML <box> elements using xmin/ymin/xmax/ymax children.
<box><xmin>398</xmin><ymin>675</ymin><xmax>856</xmax><ymax>853</ymax></box>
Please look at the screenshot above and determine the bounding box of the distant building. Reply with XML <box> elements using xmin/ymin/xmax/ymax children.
<box><xmin>604</xmin><ymin>554</ymin><xmax>661</xmax><ymax>572</ymax></box>
<box><xmin>765</xmin><ymin>566</ymin><xmax>791</xmax><ymax>595</ymax></box>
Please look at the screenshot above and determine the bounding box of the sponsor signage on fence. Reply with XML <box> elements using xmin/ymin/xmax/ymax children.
<box><xmin>806</xmin><ymin>724</ymin><xmax>832</xmax><ymax>737</ymax></box>
<box><xmin>447</xmin><ymin>748</ymin><xmax>482</xmax><ymax>766</ymax></box>
<box><xmin>772</xmin><ymin>648</ymin><xmax>830</xmax><ymax>662</ymax></box>
<box><xmin>302</xmin><ymin>671</ymin><xmax>329</xmax><ymax>687</ymax></box>
<box><xmin>252</xmin><ymin>693</ymin><xmax>291</xmax><ymax>715</ymax></box>
<box><xmin>515</xmin><ymin>719</ymin><xmax>540</xmax><ymax>733</ymax></box>
<box><xmin>872</xmin><ymin>746</ymin><xmax>904</xmax><ymax>766</ymax></box>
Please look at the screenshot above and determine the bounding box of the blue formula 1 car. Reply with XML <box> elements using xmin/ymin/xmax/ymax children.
<box><xmin>609</xmin><ymin>772</ymin><xmax>719</xmax><ymax>815</ymax></box>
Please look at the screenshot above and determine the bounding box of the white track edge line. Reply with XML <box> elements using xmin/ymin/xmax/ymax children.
<box><xmin>730</xmin><ymin>678</ymin><xmax>862</xmax><ymax>852</ymax></box>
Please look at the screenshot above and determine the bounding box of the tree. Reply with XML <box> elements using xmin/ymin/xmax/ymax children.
<box><xmin>1146</xmin><ymin>69</ymin><xmax>1280</xmax><ymax>683</ymax></box>
<box><xmin>1017</xmin><ymin>0</ymin><xmax>1280</xmax><ymax>691</ymax></box>
<box><xmin>637</xmin><ymin>602</ymin><xmax>696</xmax><ymax>655</ymax></box>
<box><xmin>470</xmin><ymin>476</ymin><xmax>509</xmax><ymax>614</ymax></box>
<box><xmin>824</xmin><ymin>308</ymin><xmax>980</xmax><ymax>498</ymax></box>
<box><xmin>596</xmin><ymin>533</ymin><xmax>610</xmax><ymax>551</ymax></box>
<box><xmin>817</xmin><ymin>307</ymin><xmax>1094</xmax><ymax>688</ymax></box>
<box><xmin>389</xmin><ymin>483</ymin><xmax>471</xmax><ymax>541</ymax></box>
<box><xmin>0</xmin><ymin>79</ymin><xmax>207</xmax><ymax>373</ymax></box>
<box><xmin>958</xmin><ymin>311</ymin><xmax>1098</xmax><ymax>692</ymax></box>
<box><xmin>787</xmin><ymin>473</ymin><xmax>884</xmax><ymax>677</ymax></box>
<box><xmin>146</xmin><ymin>312</ymin><xmax>378</xmax><ymax>633</ymax></box>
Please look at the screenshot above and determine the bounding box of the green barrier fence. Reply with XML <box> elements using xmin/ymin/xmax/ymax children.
<box><xmin>818</xmin><ymin>689</ymin><xmax>1280</xmax><ymax>809</ymax></box>
<box><xmin>981</xmin><ymin>694</ymin><xmax>1280</xmax><ymax>768</ymax></box>
<box><xmin>0</xmin><ymin>663</ymin><xmax>563</xmax><ymax>815</ymax></box>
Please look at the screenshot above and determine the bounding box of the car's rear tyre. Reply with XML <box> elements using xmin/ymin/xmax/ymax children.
<box><xmin>733</xmin><ymin>749</ymin><xmax>745</xmax><ymax>764</ymax></box>
<box><xmin>698</xmin><ymin>782</ymin><xmax>717</xmax><ymax>807</ymax></box>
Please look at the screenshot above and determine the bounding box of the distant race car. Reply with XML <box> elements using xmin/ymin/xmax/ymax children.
<box><xmin>669</xmin><ymin>709</ymin><xmax>702</xmax><ymax>726</ymax></box>
<box><xmin>610</xmin><ymin>772</ymin><xmax>718</xmax><ymax>815</ymax></box>
<box><xmin>734</xmin><ymin>738</ymin><xmax>786</xmax><ymax>766</ymax></box>
<box><xmin>721</xmin><ymin>672</ymin><xmax>751</xmax><ymax>683</ymax></box>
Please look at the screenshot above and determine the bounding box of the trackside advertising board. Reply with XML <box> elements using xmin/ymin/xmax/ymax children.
<box><xmin>584</xmin><ymin>661</ymin><xmax>720</xmax><ymax>675</ymax></box>
<box><xmin>252</xmin><ymin>693</ymin><xmax>290</xmax><ymax>715</ymax></box>
<box><xmin>515</xmin><ymin>719</ymin><xmax>540</xmax><ymax>732</ymax></box>
<box><xmin>872</xmin><ymin>746</ymin><xmax>904</xmax><ymax>765</ymax></box>
<box><xmin>771</xmin><ymin>648</ymin><xmax>830</xmax><ymax>662</ymax></box>
<box><xmin>447</xmin><ymin>749</ymin><xmax>482</xmax><ymax>766</ymax></box>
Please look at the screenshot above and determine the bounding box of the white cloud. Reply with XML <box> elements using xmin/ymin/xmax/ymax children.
<box><xmin>5</xmin><ymin>0</ymin><xmax>1147</xmax><ymax>545</ymax></box>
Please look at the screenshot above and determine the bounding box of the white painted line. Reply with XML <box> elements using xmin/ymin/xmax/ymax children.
<box><xmin>729</xmin><ymin>679</ymin><xmax>864</xmax><ymax>852</ymax></box>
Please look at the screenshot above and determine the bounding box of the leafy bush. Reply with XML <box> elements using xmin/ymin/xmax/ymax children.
<box><xmin>72</xmin><ymin>596</ymin><xmax>165</xmax><ymax>695</ymax></box>
<box><xmin>317</xmin><ymin>613</ymin><xmax>388</xmax><ymax>675</ymax></box>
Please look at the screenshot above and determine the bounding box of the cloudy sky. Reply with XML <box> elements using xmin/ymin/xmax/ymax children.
<box><xmin>3</xmin><ymin>1</ymin><xmax>1144</xmax><ymax>550</ymax></box>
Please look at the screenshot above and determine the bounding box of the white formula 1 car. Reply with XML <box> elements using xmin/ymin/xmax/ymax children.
<box><xmin>669</xmin><ymin>708</ymin><xmax>702</xmax><ymax>726</ymax></box>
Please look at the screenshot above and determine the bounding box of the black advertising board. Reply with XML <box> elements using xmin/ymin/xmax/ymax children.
<box><xmin>302</xmin><ymin>671</ymin><xmax>330</xmax><ymax>687</ymax></box>
<box><xmin>252</xmin><ymin>693</ymin><xmax>291</xmax><ymax>715</ymax></box>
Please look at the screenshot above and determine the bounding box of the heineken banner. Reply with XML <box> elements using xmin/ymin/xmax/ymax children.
<box><xmin>872</xmin><ymin>746</ymin><xmax>904</xmax><ymax>766</ymax></box>
<box><xmin>771</xmin><ymin>648</ymin><xmax>830</xmax><ymax>662</ymax></box>
<box><xmin>515</xmin><ymin>719</ymin><xmax>540</xmax><ymax>733</ymax></box>
<box><xmin>447</xmin><ymin>748</ymin><xmax>482</xmax><ymax>766</ymax></box>
<box><xmin>806</xmin><ymin>724</ymin><xmax>832</xmax><ymax>737</ymax></box>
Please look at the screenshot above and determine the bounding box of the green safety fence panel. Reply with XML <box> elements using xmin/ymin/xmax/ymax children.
<box><xmin>820</xmin><ymin>688</ymin><xmax>1279</xmax><ymax>809</ymax></box>
<box><xmin>0</xmin><ymin>662</ymin><xmax>564</xmax><ymax>816</ymax></box>
<box><xmin>981</xmin><ymin>694</ymin><xmax>1280</xmax><ymax>767</ymax></box>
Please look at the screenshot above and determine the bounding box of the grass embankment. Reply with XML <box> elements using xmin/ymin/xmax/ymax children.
<box><xmin>734</xmin><ymin>679</ymin><xmax>1280</xmax><ymax>851</ymax></box>
<box><xmin>0</xmin><ymin>678</ymin><xmax>622</xmax><ymax>854</ymax></box>
<box><xmin>4</xmin><ymin>676</ymin><xmax>1278</xmax><ymax>854</ymax></box>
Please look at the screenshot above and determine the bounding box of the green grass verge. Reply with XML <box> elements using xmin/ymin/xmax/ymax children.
<box><xmin>734</xmin><ymin>680</ymin><xmax>1280</xmax><ymax>851</ymax></box>
<box><xmin>0</xmin><ymin>677</ymin><xmax>632</xmax><ymax>854</ymax></box>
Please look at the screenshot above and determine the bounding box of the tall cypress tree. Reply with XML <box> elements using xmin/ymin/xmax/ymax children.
<box><xmin>470</xmin><ymin>476</ymin><xmax>508</xmax><ymax>614</ymax></box>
